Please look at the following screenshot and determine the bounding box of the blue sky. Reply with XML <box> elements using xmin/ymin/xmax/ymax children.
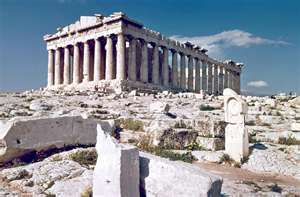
<box><xmin>0</xmin><ymin>0</ymin><xmax>299</xmax><ymax>95</ymax></box>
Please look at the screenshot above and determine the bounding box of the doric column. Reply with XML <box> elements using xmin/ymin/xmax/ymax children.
<box><xmin>47</xmin><ymin>50</ymin><xmax>54</xmax><ymax>87</ymax></box>
<box><xmin>237</xmin><ymin>73</ymin><xmax>241</xmax><ymax>94</ymax></box>
<box><xmin>187</xmin><ymin>55</ymin><xmax>193</xmax><ymax>91</ymax></box>
<box><xmin>201</xmin><ymin>60</ymin><xmax>207</xmax><ymax>92</ymax></box>
<box><xmin>224</xmin><ymin>69</ymin><xmax>229</xmax><ymax>89</ymax></box>
<box><xmin>228</xmin><ymin>70</ymin><xmax>233</xmax><ymax>89</ymax></box>
<box><xmin>180</xmin><ymin>53</ymin><xmax>186</xmax><ymax>90</ymax></box>
<box><xmin>105</xmin><ymin>36</ymin><xmax>114</xmax><ymax>80</ymax></box>
<box><xmin>152</xmin><ymin>44</ymin><xmax>159</xmax><ymax>84</ymax></box>
<box><xmin>171</xmin><ymin>50</ymin><xmax>178</xmax><ymax>87</ymax></box>
<box><xmin>54</xmin><ymin>48</ymin><xmax>61</xmax><ymax>85</ymax></box>
<box><xmin>195</xmin><ymin>58</ymin><xmax>200</xmax><ymax>92</ymax></box>
<box><xmin>141</xmin><ymin>40</ymin><xmax>148</xmax><ymax>83</ymax></box>
<box><xmin>73</xmin><ymin>43</ymin><xmax>80</xmax><ymax>84</ymax></box>
<box><xmin>207</xmin><ymin>62</ymin><xmax>213</xmax><ymax>94</ymax></box>
<box><xmin>213</xmin><ymin>64</ymin><xmax>219</xmax><ymax>95</ymax></box>
<box><xmin>63</xmin><ymin>47</ymin><xmax>70</xmax><ymax>85</ymax></box>
<box><xmin>128</xmin><ymin>38</ymin><xmax>137</xmax><ymax>81</ymax></box>
<box><xmin>162</xmin><ymin>47</ymin><xmax>169</xmax><ymax>86</ymax></box>
<box><xmin>83</xmin><ymin>41</ymin><xmax>90</xmax><ymax>82</ymax></box>
<box><xmin>218</xmin><ymin>66</ymin><xmax>224</xmax><ymax>94</ymax></box>
<box><xmin>116</xmin><ymin>33</ymin><xmax>126</xmax><ymax>80</ymax></box>
<box><xmin>94</xmin><ymin>38</ymin><xmax>103</xmax><ymax>81</ymax></box>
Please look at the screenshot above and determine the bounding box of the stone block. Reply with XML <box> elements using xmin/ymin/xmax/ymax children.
<box><xmin>149</xmin><ymin>101</ymin><xmax>170</xmax><ymax>113</ymax></box>
<box><xmin>291</xmin><ymin>123</ymin><xmax>300</xmax><ymax>132</ymax></box>
<box><xmin>140</xmin><ymin>152</ymin><xmax>223</xmax><ymax>197</ymax></box>
<box><xmin>196</xmin><ymin>137</ymin><xmax>225</xmax><ymax>151</ymax></box>
<box><xmin>93</xmin><ymin>124</ymin><xmax>139</xmax><ymax>197</ymax></box>
<box><xmin>0</xmin><ymin>116</ymin><xmax>114</xmax><ymax>164</ymax></box>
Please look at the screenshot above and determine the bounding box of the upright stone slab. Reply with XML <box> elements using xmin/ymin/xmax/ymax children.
<box><xmin>223</xmin><ymin>88</ymin><xmax>249</xmax><ymax>162</ymax></box>
<box><xmin>93</xmin><ymin>124</ymin><xmax>139</xmax><ymax>197</ymax></box>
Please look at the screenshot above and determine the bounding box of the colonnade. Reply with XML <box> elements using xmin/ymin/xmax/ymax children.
<box><xmin>47</xmin><ymin>33</ymin><xmax>241</xmax><ymax>94</ymax></box>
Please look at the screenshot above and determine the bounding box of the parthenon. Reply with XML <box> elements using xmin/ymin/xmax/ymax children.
<box><xmin>44</xmin><ymin>12</ymin><xmax>243</xmax><ymax>95</ymax></box>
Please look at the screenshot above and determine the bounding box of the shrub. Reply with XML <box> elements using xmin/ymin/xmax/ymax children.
<box><xmin>136</xmin><ymin>135</ymin><xmax>196</xmax><ymax>163</ymax></box>
<box><xmin>184</xmin><ymin>142</ymin><xmax>204</xmax><ymax>151</ymax></box>
<box><xmin>199</xmin><ymin>104</ymin><xmax>218</xmax><ymax>111</ymax></box>
<box><xmin>70</xmin><ymin>149</ymin><xmax>98</xmax><ymax>166</ymax></box>
<box><xmin>119</xmin><ymin>118</ymin><xmax>144</xmax><ymax>132</ymax></box>
<box><xmin>81</xmin><ymin>186</ymin><xmax>93</xmax><ymax>197</ymax></box>
<box><xmin>278</xmin><ymin>135</ymin><xmax>300</xmax><ymax>146</ymax></box>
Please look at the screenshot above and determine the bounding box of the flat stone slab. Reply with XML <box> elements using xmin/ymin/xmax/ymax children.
<box><xmin>0</xmin><ymin>116</ymin><xmax>114</xmax><ymax>164</ymax></box>
<box><xmin>139</xmin><ymin>152</ymin><xmax>223</xmax><ymax>197</ymax></box>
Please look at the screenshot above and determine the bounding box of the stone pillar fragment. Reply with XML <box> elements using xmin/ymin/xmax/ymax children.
<box><xmin>47</xmin><ymin>50</ymin><xmax>54</xmax><ymax>87</ymax></box>
<box><xmin>180</xmin><ymin>53</ymin><xmax>186</xmax><ymax>90</ymax></box>
<box><xmin>218</xmin><ymin>66</ymin><xmax>224</xmax><ymax>95</ymax></box>
<box><xmin>63</xmin><ymin>47</ymin><xmax>70</xmax><ymax>85</ymax></box>
<box><xmin>73</xmin><ymin>43</ymin><xmax>80</xmax><ymax>84</ymax></box>
<box><xmin>54</xmin><ymin>48</ymin><xmax>61</xmax><ymax>85</ymax></box>
<box><xmin>213</xmin><ymin>64</ymin><xmax>218</xmax><ymax>95</ymax></box>
<box><xmin>207</xmin><ymin>62</ymin><xmax>213</xmax><ymax>95</ymax></box>
<box><xmin>141</xmin><ymin>40</ymin><xmax>148</xmax><ymax>83</ymax></box>
<box><xmin>93</xmin><ymin>124</ymin><xmax>139</xmax><ymax>197</ymax></box>
<box><xmin>116</xmin><ymin>33</ymin><xmax>126</xmax><ymax>80</ymax></box>
<box><xmin>128</xmin><ymin>38</ymin><xmax>137</xmax><ymax>81</ymax></box>
<box><xmin>201</xmin><ymin>60</ymin><xmax>207</xmax><ymax>92</ymax></box>
<box><xmin>195</xmin><ymin>58</ymin><xmax>200</xmax><ymax>92</ymax></box>
<box><xmin>223</xmin><ymin>88</ymin><xmax>249</xmax><ymax>162</ymax></box>
<box><xmin>171</xmin><ymin>50</ymin><xmax>178</xmax><ymax>88</ymax></box>
<box><xmin>83</xmin><ymin>41</ymin><xmax>90</xmax><ymax>82</ymax></box>
<box><xmin>105</xmin><ymin>36</ymin><xmax>114</xmax><ymax>80</ymax></box>
<box><xmin>187</xmin><ymin>55</ymin><xmax>193</xmax><ymax>91</ymax></box>
<box><xmin>152</xmin><ymin>44</ymin><xmax>159</xmax><ymax>84</ymax></box>
<box><xmin>162</xmin><ymin>47</ymin><xmax>169</xmax><ymax>87</ymax></box>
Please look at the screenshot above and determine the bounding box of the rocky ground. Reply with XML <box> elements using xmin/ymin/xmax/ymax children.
<box><xmin>0</xmin><ymin>88</ymin><xmax>299</xmax><ymax>196</ymax></box>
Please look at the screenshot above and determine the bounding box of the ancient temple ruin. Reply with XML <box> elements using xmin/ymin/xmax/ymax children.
<box><xmin>44</xmin><ymin>12</ymin><xmax>243</xmax><ymax>94</ymax></box>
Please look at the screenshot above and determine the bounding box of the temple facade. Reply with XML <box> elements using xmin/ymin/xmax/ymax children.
<box><xmin>44</xmin><ymin>12</ymin><xmax>243</xmax><ymax>94</ymax></box>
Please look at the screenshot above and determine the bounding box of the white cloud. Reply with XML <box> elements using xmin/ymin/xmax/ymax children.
<box><xmin>247</xmin><ymin>80</ymin><xmax>269</xmax><ymax>88</ymax></box>
<box><xmin>171</xmin><ymin>29</ymin><xmax>289</xmax><ymax>59</ymax></box>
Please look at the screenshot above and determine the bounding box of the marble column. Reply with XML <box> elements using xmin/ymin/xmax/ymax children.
<box><xmin>54</xmin><ymin>48</ymin><xmax>61</xmax><ymax>85</ymax></box>
<box><xmin>105</xmin><ymin>36</ymin><xmax>114</xmax><ymax>80</ymax></box>
<box><xmin>73</xmin><ymin>43</ymin><xmax>80</xmax><ymax>84</ymax></box>
<box><xmin>128</xmin><ymin>38</ymin><xmax>137</xmax><ymax>81</ymax></box>
<box><xmin>171</xmin><ymin>50</ymin><xmax>178</xmax><ymax>87</ymax></box>
<box><xmin>207</xmin><ymin>62</ymin><xmax>213</xmax><ymax>94</ymax></box>
<box><xmin>162</xmin><ymin>47</ymin><xmax>169</xmax><ymax>86</ymax></box>
<box><xmin>195</xmin><ymin>58</ymin><xmax>200</xmax><ymax>92</ymax></box>
<box><xmin>187</xmin><ymin>55</ymin><xmax>193</xmax><ymax>91</ymax></box>
<box><xmin>94</xmin><ymin>38</ymin><xmax>103</xmax><ymax>81</ymax></box>
<box><xmin>228</xmin><ymin>70</ymin><xmax>233</xmax><ymax>89</ymax></box>
<box><xmin>180</xmin><ymin>53</ymin><xmax>186</xmax><ymax>90</ymax></box>
<box><xmin>218</xmin><ymin>66</ymin><xmax>224</xmax><ymax>94</ymax></box>
<box><xmin>47</xmin><ymin>50</ymin><xmax>54</xmax><ymax>87</ymax></box>
<box><xmin>224</xmin><ymin>69</ymin><xmax>229</xmax><ymax>89</ymax></box>
<box><xmin>201</xmin><ymin>60</ymin><xmax>207</xmax><ymax>92</ymax></box>
<box><xmin>141</xmin><ymin>40</ymin><xmax>148</xmax><ymax>83</ymax></box>
<box><xmin>213</xmin><ymin>64</ymin><xmax>219</xmax><ymax>95</ymax></box>
<box><xmin>152</xmin><ymin>44</ymin><xmax>159</xmax><ymax>84</ymax></box>
<box><xmin>116</xmin><ymin>33</ymin><xmax>126</xmax><ymax>80</ymax></box>
<box><xmin>237</xmin><ymin>73</ymin><xmax>241</xmax><ymax>94</ymax></box>
<box><xmin>83</xmin><ymin>41</ymin><xmax>90</xmax><ymax>82</ymax></box>
<box><xmin>63</xmin><ymin>47</ymin><xmax>70</xmax><ymax>85</ymax></box>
